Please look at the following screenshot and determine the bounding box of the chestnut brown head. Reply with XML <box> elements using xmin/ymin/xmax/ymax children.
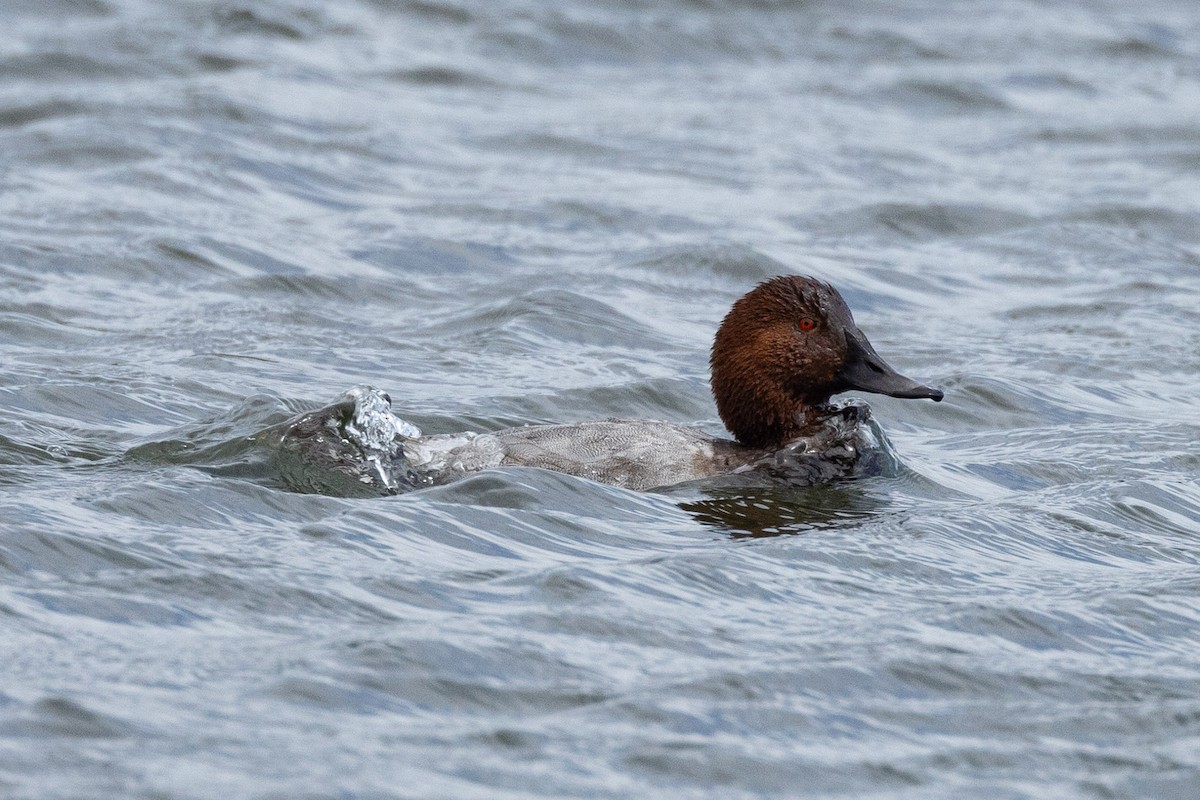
<box><xmin>710</xmin><ymin>275</ymin><xmax>942</xmax><ymax>447</ymax></box>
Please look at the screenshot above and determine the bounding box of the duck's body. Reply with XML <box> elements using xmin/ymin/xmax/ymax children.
<box><xmin>266</xmin><ymin>276</ymin><xmax>943</xmax><ymax>496</ymax></box>
<box><xmin>419</xmin><ymin>403</ymin><xmax>885</xmax><ymax>490</ymax></box>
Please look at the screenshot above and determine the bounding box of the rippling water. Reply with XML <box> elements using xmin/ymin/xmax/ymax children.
<box><xmin>3</xmin><ymin>0</ymin><xmax>1200</xmax><ymax>797</ymax></box>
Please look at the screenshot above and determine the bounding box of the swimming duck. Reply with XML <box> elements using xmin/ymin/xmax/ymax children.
<box><xmin>266</xmin><ymin>276</ymin><xmax>943</xmax><ymax>495</ymax></box>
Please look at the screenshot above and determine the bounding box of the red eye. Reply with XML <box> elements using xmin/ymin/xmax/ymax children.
<box><xmin>798</xmin><ymin>318</ymin><xmax>816</xmax><ymax>331</ymax></box>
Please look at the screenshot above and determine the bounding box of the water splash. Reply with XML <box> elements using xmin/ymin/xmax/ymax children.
<box><xmin>342</xmin><ymin>386</ymin><xmax>421</xmax><ymax>447</ymax></box>
<box><xmin>266</xmin><ymin>386</ymin><xmax>427</xmax><ymax>496</ymax></box>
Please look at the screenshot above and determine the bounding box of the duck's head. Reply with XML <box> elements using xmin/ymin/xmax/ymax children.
<box><xmin>710</xmin><ymin>275</ymin><xmax>943</xmax><ymax>447</ymax></box>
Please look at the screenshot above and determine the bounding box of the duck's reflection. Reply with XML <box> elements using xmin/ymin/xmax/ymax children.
<box><xmin>675</xmin><ymin>482</ymin><xmax>889</xmax><ymax>538</ymax></box>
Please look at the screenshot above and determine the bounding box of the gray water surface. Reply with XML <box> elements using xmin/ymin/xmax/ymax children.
<box><xmin>3</xmin><ymin>1</ymin><xmax>1200</xmax><ymax>798</ymax></box>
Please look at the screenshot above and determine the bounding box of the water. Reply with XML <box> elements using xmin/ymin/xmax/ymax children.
<box><xmin>2</xmin><ymin>0</ymin><xmax>1200</xmax><ymax>797</ymax></box>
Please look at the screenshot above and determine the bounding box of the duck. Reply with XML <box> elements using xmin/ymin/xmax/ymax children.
<box><xmin>264</xmin><ymin>276</ymin><xmax>943</xmax><ymax>495</ymax></box>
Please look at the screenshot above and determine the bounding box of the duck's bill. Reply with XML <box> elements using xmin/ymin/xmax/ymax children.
<box><xmin>838</xmin><ymin>328</ymin><xmax>944</xmax><ymax>402</ymax></box>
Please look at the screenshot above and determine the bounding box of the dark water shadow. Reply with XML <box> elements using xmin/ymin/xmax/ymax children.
<box><xmin>122</xmin><ymin>393</ymin><xmax>302</xmax><ymax>488</ymax></box>
<box><xmin>671</xmin><ymin>481</ymin><xmax>894</xmax><ymax>539</ymax></box>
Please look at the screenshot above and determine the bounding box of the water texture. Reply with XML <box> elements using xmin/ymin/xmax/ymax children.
<box><xmin>2</xmin><ymin>0</ymin><xmax>1200</xmax><ymax>797</ymax></box>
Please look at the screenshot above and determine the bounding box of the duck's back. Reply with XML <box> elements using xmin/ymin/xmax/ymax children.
<box><xmin>491</xmin><ymin>419</ymin><xmax>744</xmax><ymax>490</ymax></box>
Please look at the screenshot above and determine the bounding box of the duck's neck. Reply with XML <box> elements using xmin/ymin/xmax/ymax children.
<box><xmin>715</xmin><ymin>382</ymin><xmax>832</xmax><ymax>449</ymax></box>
